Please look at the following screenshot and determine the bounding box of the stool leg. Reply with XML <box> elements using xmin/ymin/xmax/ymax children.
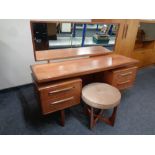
<box><xmin>92</xmin><ymin>106</ymin><xmax>118</xmax><ymax>127</ymax></box>
<box><xmin>84</xmin><ymin>104</ymin><xmax>89</xmax><ymax>116</ymax></box>
<box><xmin>109</xmin><ymin>106</ymin><xmax>118</xmax><ymax>126</ymax></box>
<box><xmin>90</xmin><ymin>107</ymin><xmax>94</xmax><ymax>129</ymax></box>
<box><xmin>60</xmin><ymin>110</ymin><xmax>65</xmax><ymax>127</ymax></box>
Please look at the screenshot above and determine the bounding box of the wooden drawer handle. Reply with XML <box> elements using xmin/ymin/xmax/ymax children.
<box><xmin>124</xmin><ymin>24</ymin><xmax>128</xmax><ymax>39</ymax></box>
<box><xmin>48</xmin><ymin>86</ymin><xmax>74</xmax><ymax>95</ymax></box>
<box><xmin>120</xmin><ymin>72</ymin><xmax>132</xmax><ymax>76</ymax></box>
<box><xmin>118</xmin><ymin>80</ymin><xmax>130</xmax><ymax>85</ymax></box>
<box><xmin>50</xmin><ymin>97</ymin><xmax>74</xmax><ymax>105</ymax></box>
<box><xmin>122</xmin><ymin>24</ymin><xmax>126</xmax><ymax>39</ymax></box>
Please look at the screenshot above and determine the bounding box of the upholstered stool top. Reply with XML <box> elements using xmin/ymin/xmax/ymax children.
<box><xmin>82</xmin><ymin>83</ymin><xmax>121</xmax><ymax>109</ymax></box>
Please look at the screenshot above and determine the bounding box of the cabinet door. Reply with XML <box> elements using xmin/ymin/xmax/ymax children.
<box><xmin>131</xmin><ymin>49</ymin><xmax>155</xmax><ymax>67</ymax></box>
<box><xmin>115</xmin><ymin>20</ymin><xmax>139</xmax><ymax>57</ymax></box>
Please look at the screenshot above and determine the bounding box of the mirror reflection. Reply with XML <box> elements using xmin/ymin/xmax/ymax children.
<box><xmin>31</xmin><ymin>22</ymin><xmax>118</xmax><ymax>52</ymax></box>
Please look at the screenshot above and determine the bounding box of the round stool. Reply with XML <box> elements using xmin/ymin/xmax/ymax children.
<box><xmin>82</xmin><ymin>83</ymin><xmax>121</xmax><ymax>129</ymax></box>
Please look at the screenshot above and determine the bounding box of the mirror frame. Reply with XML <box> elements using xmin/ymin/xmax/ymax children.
<box><xmin>30</xmin><ymin>20</ymin><xmax>122</xmax><ymax>61</ymax></box>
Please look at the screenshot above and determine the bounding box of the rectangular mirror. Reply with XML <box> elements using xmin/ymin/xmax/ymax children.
<box><xmin>30</xmin><ymin>21</ymin><xmax>119</xmax><ymax>61</ymax></box>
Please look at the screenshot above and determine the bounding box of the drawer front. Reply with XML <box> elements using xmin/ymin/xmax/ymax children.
<box><xmin>43</xmin><ymin>95</ymin><xmax>80</xmax><ymax>114</ymax></box>
<box><xmin>114</xmin><ymin>66</ymin><xmax>137</xmax><ymax>83</ymax></box>
<box><xmin>116</xmin><ymin>81</ymin><xmax>133</xmax><ymax>90</ymax></box>
<box><xmin>40</xmin><ymin>79</ymin><xmax>82</xmax><ymax>102</ymax></box>
<box><xmin>113</xmin><ymin>66</ymin><xmax>137</xmax><ymax>89</ymax></box>
<box><xmin>104</xmin><ymin>66</ymin><xmax>138</xmax><ymax>90</ymax></box>
<box><xmin>39</xmin><ymin>79</ymin><xmax>82</xmax><ymax>114</ymax></box>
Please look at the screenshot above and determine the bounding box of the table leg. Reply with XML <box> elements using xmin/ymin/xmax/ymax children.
<box><xmin>90</xmin><ymin>107</ymin><xmax>94</xmax><ymax>129</ymax></box>
<box><xmin>60</xmin><ymin>110</ymin><xmax>65</xmax><ymax>127</ymax></box>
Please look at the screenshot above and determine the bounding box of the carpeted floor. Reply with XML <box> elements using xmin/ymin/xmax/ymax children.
<box><xmin>0</xmin><ymin>66</ymin><xmax>155</xmax><ymax>135</ymax></box>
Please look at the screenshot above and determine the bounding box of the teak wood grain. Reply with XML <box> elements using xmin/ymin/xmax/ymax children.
<box><xmin>104</xmin><ymin>66</ymin><xmax>138</xmax><ymax>90</ymax></box>
<box><xmin>37</xmin><ymin>78</ymin><xmax>82</xmax><ymax>114</ymax></box>
<box><xmin>35</xmin><ymin>46</ymin><xmax>111</xmax><ymax>61</ymax></box>
<box><xmin>31</xmin><ymin>54</ymin><xmax>138</xmax><ymax>83</ymax></box>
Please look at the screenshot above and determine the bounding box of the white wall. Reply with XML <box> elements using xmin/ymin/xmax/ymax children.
<box><xmin>0</xmin><ymin>19</ymin><xmax>35</xmax><ymax>90</ymax></box>
<box><xmin>0</xmin><ymin>19</ymin><xmax>91</xmax><ymax>90</ymax></box>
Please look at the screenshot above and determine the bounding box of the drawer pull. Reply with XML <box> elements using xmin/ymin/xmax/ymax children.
<box><xmin>120</xmin><ymin>72</ymin><xmax>132</xmax><ymax>76</ymax></box>
<box><xmin>48</xmin><ymin>87</ymin><xmax>74</xmax><ymax>95</ymax></box>
<box><xmin>50</xmin><ymin>97</ymin><xmax>74</xmax><ymax>105</ymax></box>
<box><xmin>118</xmin><ymin>80</ymin><xmax>130</xmax><ymax>85</ymax></box>
<box><xmin>122</xmin><ymin>24</ymin><xmax>126</xmax><ymax>39</ymax></box>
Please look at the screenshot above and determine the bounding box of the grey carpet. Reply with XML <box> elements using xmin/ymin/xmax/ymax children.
<box><xmin>0</xmin><ymin>66</ymin><xmax>155</xmax><ymax>135</ymax></box>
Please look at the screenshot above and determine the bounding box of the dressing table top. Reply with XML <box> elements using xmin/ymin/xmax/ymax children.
<box><xmin>31</xmin><ymin>53</ymin><xmax>138</xmax><ymax>83</ymax></box>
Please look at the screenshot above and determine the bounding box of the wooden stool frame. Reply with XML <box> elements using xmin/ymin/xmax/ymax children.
<box><xmin>84</xmin><ymin>105</ymin><xmax>118</xmax><ymax>129</ymax></box>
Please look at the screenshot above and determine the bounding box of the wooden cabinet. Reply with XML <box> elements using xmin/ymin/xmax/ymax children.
<box><xmin>114</xmin><ymin>20</ymin><xmax>139</xmax><ymax>57</ymax></box>
<box><xmin>131</xmin><ymin>21</ymin><xmax>155</xmax><ymax>67</ymax></box>
<box><xmin>36</xmin><ymin>78</ymin><xmax>82</xmax><ymax>114</ymax></box>
<box><xmin>131</xmin><ymin>48</ymin><xmax>155</xmax><ymax>67</ymax></box>
<box><xmin>114</xmin><ymin>19</ymin><xmax>155</xmax><ymax>68</ymax></box>
<box><xmin>104</xmin><ymin>66</ymin><xmax>138</xmax><ymax>90</ymax></box>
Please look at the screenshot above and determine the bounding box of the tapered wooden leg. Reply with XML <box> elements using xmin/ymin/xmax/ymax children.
<box><xmin>84</xmin><ymin>104</ymin><xmax>89</xmax><ymax>116</ymax></box>
<box><xmin>60</xmin><ymin>110</ymin><xmax>65</xmax><ymax>127</ymax></box>
<box><xmin>90</xmin><ymin>107</ymin><xmax>94</xmax><ymax>129</ymax></box>
<box><xmin>109</xmin><ymin>106</ymin><xmax>117</xmax><ymax>126</ymax></box>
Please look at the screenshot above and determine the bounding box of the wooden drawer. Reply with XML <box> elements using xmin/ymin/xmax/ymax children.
<box><xmin>38</xmin><ymin>78</ymin><xmax>82</xmax><ymax>114</ymax></box>
<box><xmin>104</xmin><ymin>66</ymin><xmax>138</xmax><ymax>90</ymax></box>
<box><xmin>43</xmin><ymin>95</ymin><xmax>79</xmax><ymax>114</ymax></box>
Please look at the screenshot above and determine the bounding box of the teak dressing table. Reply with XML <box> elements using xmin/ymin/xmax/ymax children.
<box><xmin>31</xmin><ymin>46</ymin><xmax>138</xmax><ymax>126</ymax></box>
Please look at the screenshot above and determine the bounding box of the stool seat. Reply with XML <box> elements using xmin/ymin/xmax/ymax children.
<box><xmin>82</xmin><ymin>83</ymin><xmax>121</xmax><ymax>109</ymax></box>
